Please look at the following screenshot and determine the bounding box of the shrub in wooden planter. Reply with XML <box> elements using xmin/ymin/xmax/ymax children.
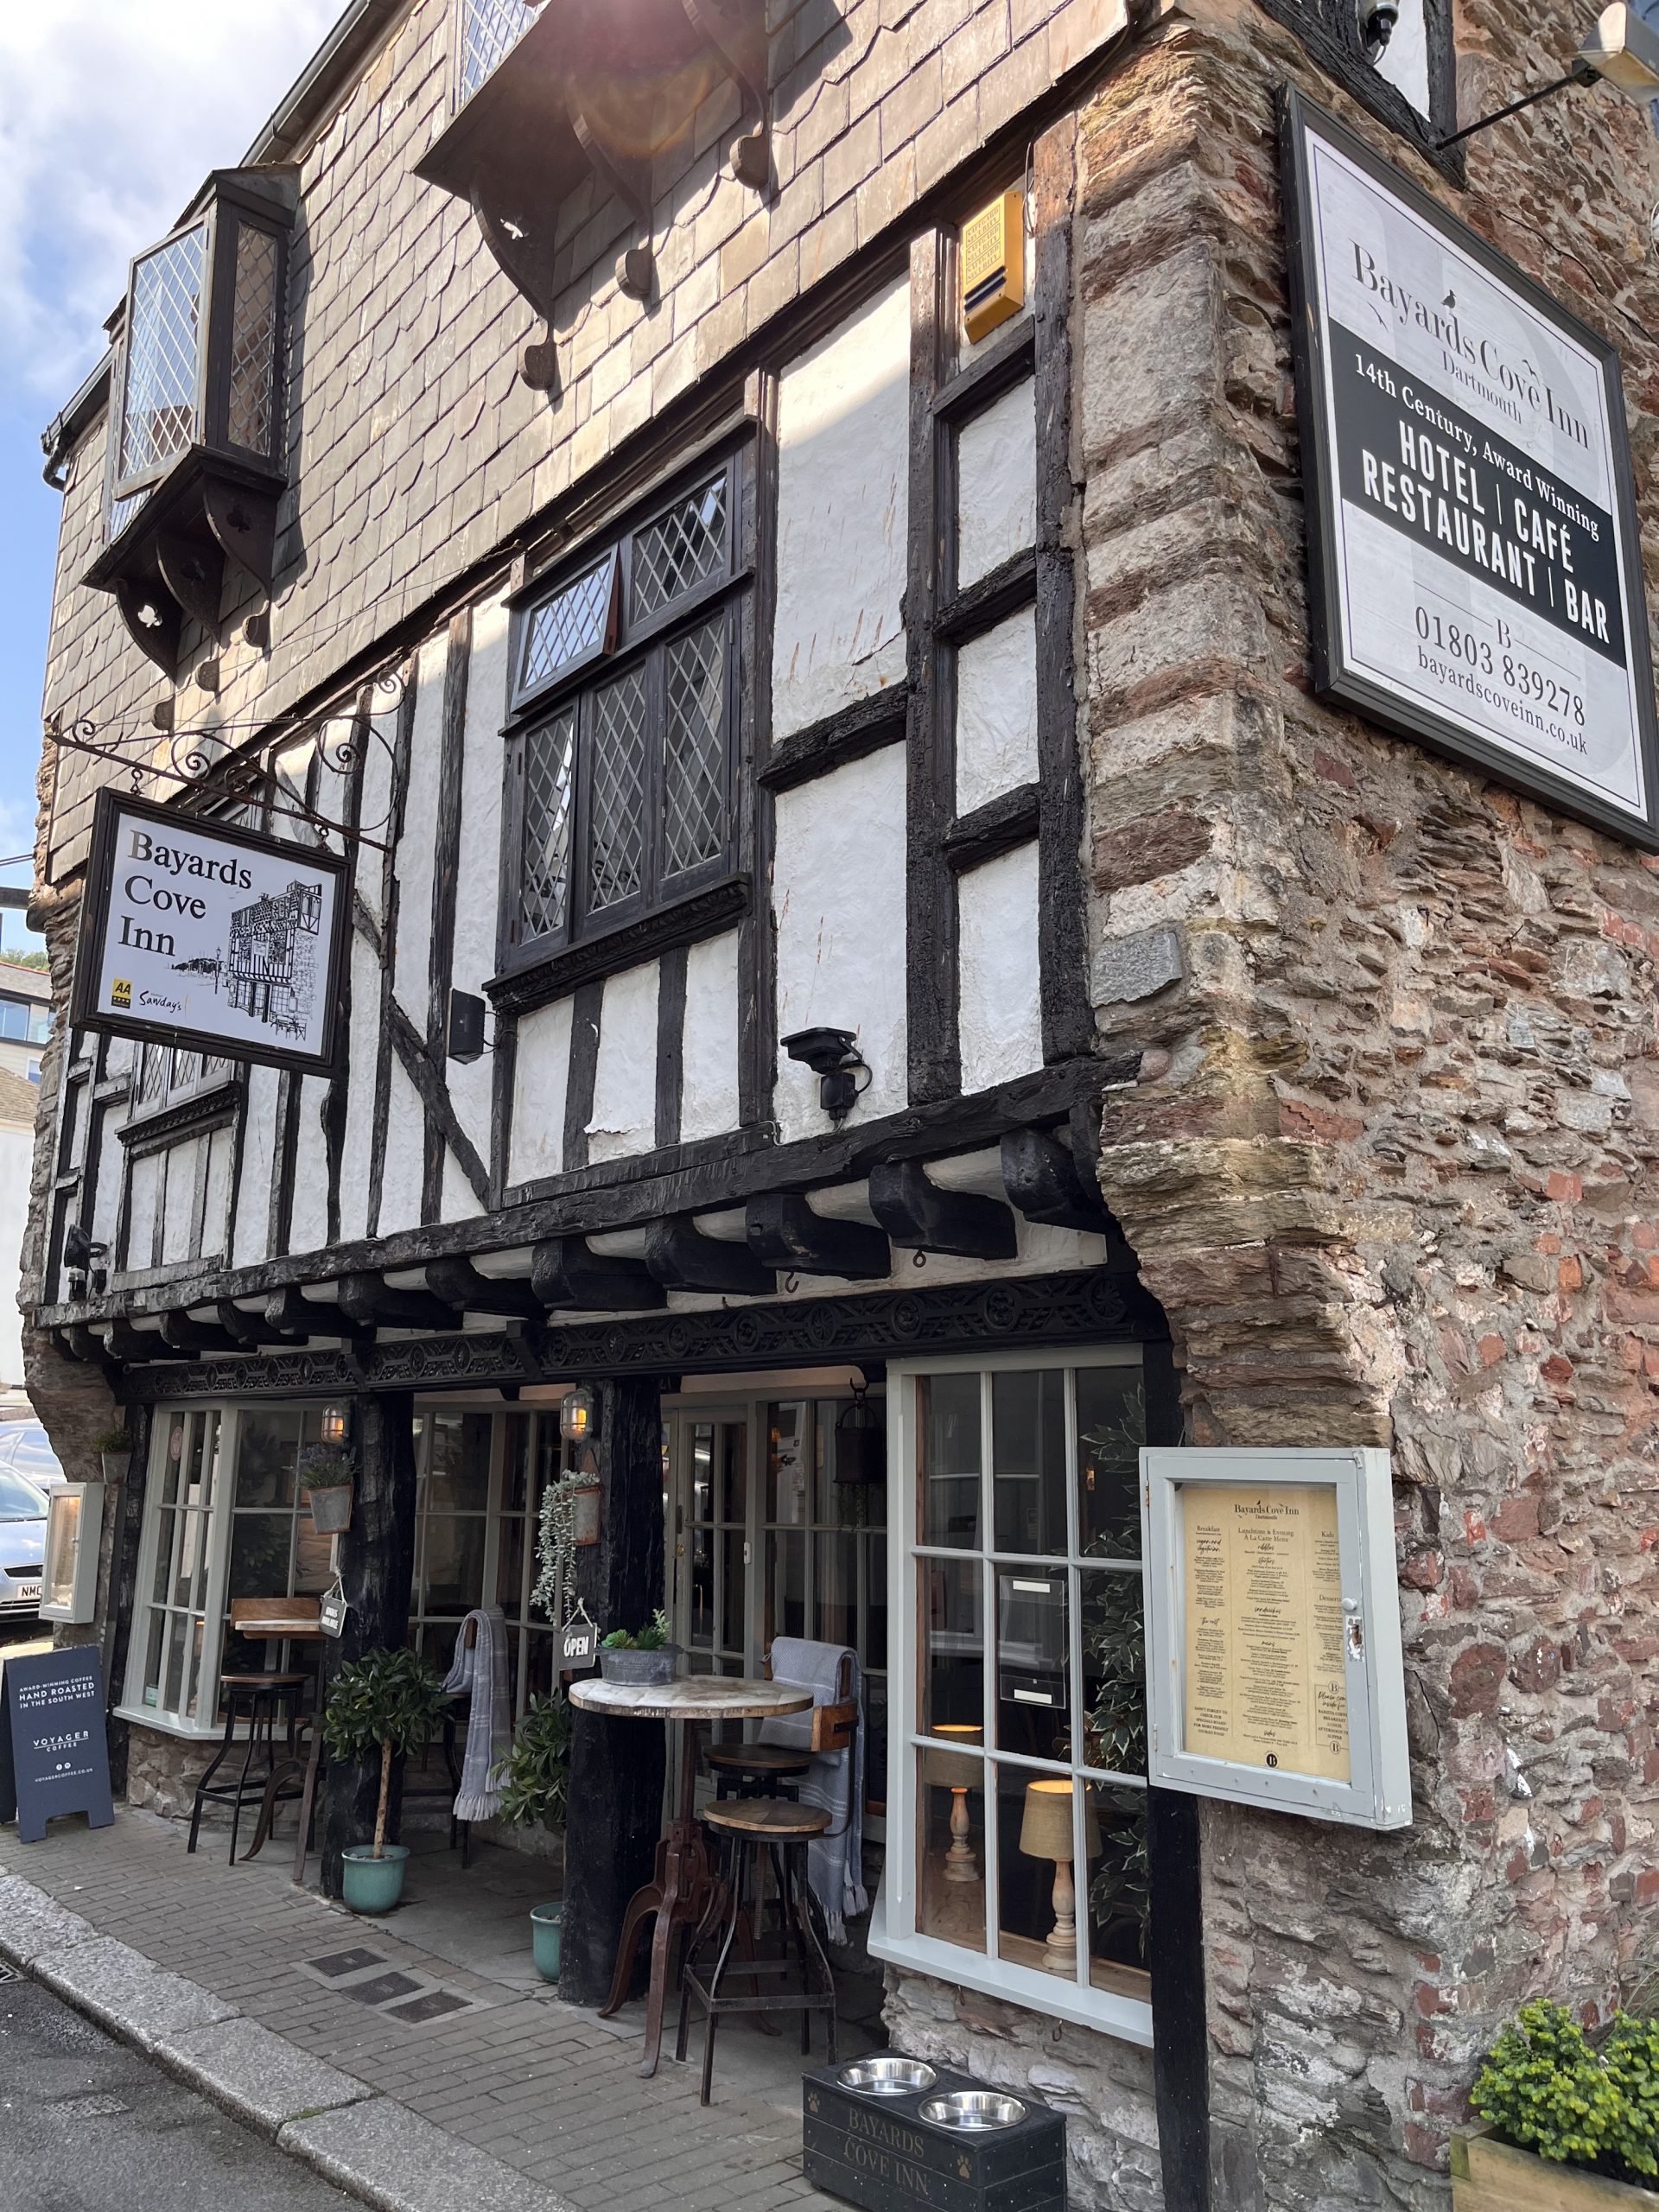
<box><xmin>1454</xmin><ymin>2001</ymin><xmax>1659</xmax><ymax>2208</ymax></box>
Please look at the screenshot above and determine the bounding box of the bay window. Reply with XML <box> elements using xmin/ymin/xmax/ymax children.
<box><xmin>876</xmin><ymin>1351</ymin><xmax>1154</xmax><ymax>2042</ymax></box>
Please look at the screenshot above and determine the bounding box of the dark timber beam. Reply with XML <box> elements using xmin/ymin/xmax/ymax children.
<box><xmin>158</xmin><ymin>1310</ymin><xmax>243</xmax><ymax>1357</ymax></box>
<box><xmin>868</xmin><ymin>1160</ymin><xmax>1017</xmax><ymax>1259</ymax></box>
<box><xmin>105</xmin><ymin>1319</ymin><xmax>182</xmax><ymax>1363</ymax></box>
<box><xmin>265</xmin><ymin>1286</ymin><xmax>373</xmax><ymax>1342</ymax></box>
<box><xmin>643</xmin><ymin>1217</ymin><xmax>776</xmax><ymax>1296</ymax></box>
<box><xmin>745</xmin><ymin>1193</ymin><xmax>891</xmax><ymax>1280</ymax></box>
<box><xmin>531</xmin><ymin>1236</ymin><xmax>665</xmax><ymax>1313</ymax></box>
<box><xmin>319</xmin><ymin>1392</ymin><xmax>417</xmax><ymax>1899</ymax></box>
<box><xmin>217</xmin><ymin>1300</ymin><xmax>307</xmax><ymax>1349</ymax></box>
<box><xmin>560</xmin><ymin>1376</ymin><xmax>667</xmax><ymax>2006</ymax></box>
<box><xmin>425</xmin><ymin>1255</ymin><xmax>543</xmax><ymax>1319</ymax></box>
<box><xmin>1001</xmin><ymin>1127</ymin><xmax>1116</xmax><ymax>1235</ymax></box>
<box><xmin>338</xmin><ymin>1271</ymin><xmax>460</xmax><ymax>1333</ymax></box>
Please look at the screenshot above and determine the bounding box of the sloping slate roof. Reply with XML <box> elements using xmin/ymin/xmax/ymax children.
<box><xmin>0</xmin><ymin>1069</ymin><xmax>42</xmax><ymax>1128</ymax></box>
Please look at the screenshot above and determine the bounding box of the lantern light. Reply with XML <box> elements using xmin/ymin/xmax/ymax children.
<box><xmin>560</xmin><ymin>1383</ymin><xmax>599</xmax><ymax>1445</ymax></box>
<box><xmin>319</xmin><ymin>1404</ymin><xmax>350</xmax><ymax>1448</ymax></box>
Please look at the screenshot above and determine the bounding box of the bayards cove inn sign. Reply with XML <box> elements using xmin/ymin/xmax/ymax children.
<box><xmin>71</xmin><ymin>790</ymin><xmax>350</xmax><ymax>1076</ymax></box>
<box><xmin>1282</xmin><ymin>90</ymin><xmax>1659</xmax><ymax>849</ymax></box>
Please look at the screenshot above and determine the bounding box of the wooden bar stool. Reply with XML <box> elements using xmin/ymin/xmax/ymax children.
<box><xmin>677</xmin><ymin>1798</ymin><xmax>838</xmax><ymax>2105</ymax></box>
<box><xmin>188</xmin><ymin>1671</ymin><xmax>308</xmax><ymax>1865</ymax></box>
<box><xmin>704</xmin><ymin>1742</ymin><xmax>811</xmax><ymax>1800</ymax></box>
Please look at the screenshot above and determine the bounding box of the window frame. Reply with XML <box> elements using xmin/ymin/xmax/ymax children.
<box><xmin>0</xmin><ymin>992</ymin><xmax>50</xmax><ymax>1046</ymax></box>
<box><xmin>118</xmin><ymin>1405</ymin><xmax>238</xmax><ymax>1738</ymax></box>
<box><xmin>872</xmin><ymin>1347</ymin><xmax>1155</xmax><ymax>2049</ymax></box>
<box><xmin>499</xmin><ymin>441</ymin><xmax>752</xmax><ymax>978</ymax></box>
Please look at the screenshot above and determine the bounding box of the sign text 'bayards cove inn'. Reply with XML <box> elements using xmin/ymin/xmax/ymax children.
<box><xmin>1284</xmin><ymin>92</ymin><xmax>1659</xmax><ymax>849</ymax></box>
<box><xmin>70</xmin><ymin>790</ymin><xmax>349</xmax><ymax>1078</ymax></box>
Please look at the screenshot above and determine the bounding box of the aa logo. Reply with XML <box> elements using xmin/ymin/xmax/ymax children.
<box><xmin>111</xmin><ymin>979</ymin><xmax>132</xmax><ymax>1009</ymax></box>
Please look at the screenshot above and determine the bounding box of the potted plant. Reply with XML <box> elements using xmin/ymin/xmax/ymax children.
<box><xmin>321</xmin><ymin>1646</ymin><xmax>450</xmax><ymax>1914</ymax></box>
<box><xmin>1452</xmin><ymin>1999</ymin><xmax>1659</xmax><ymax>2207</ymax></box>
<box><xmin>301</xmin><ymin>1448</ymin><xmax>355</xmax><ymax>1534</ymax></box>
<box><xmin>599</xmin><ymin>1607</ymin><xmax>677</xmax><ymax>1685</ymax></box>
<box><xmin>94</xmin><ymin>1424</ymin><xmax>134</xmax><ymax>1485</ymax></box>
<box><xmin>498</xmin><ymin>1691</ymin><xmax>572</xmax><ymax>1980</ymax></box>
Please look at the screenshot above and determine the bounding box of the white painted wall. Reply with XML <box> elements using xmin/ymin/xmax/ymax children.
<box><xmin>1375</xmin><ymin>0</ymin><xmax>1429</xmax><ymax>114</ymax></box>
<box><xmin>957</xmin><ymin>376</ymin><xmax>1035</xmax><ymax>589</ymax></box>
<box><xmin>377</xmin><ymin>1057</ymin><xmax>427</xmax><ymax>1235</ymax></box>
<box><xmin>510</xmin><ymin>995</ymin><xmax>574</xmax><ymax>1186</ymax></box>
<box><xmin>957</xmin><ymin>840</ymin><xmax>1043</xmax><ymax>1095</ymax></box>
<box><xmin>772</xmin><ymin>278</ymin><xmax>910</xmax><ymax>741</ymax></box>
<box><xmin>680</xmin><ymin>928</ymin><xmax>741</xmax><ymax>1141</ymax></box>
<box><xmin>0</xmin><ymin>1119</ymin><xmax>32</xmax><ymax>1385</ymax></box>
<box><xmin>126</xmin><ymin>1151</ymin><xmax>160</xmax><ymax>1271</ymax></box>
<box><xmin>447</xmin><ymin>593</ymin><xmax>511</xmax><ymax>1183</ymax></box>
<box><xmin>289</xmin><ymin>1075</ymin><xmax>331</xmax><ymax>1254</ymax></box>
<box><xmin>232</xmin><ymin>1064</ymin><xmax>280</xmax><ymax>1267</ymax></box>
<box><xmin>588</xmin><ymin>960</ymin><xmax>659</xmax><ymax>1163</ymax></box>
<box><xmin>391</xmin><ymin>632</ymin><xmax>451</xmax><ymax>1026</ymax></box>
<box><xmin>338</xmin><ymin>931</ymin><xmax>384</xmax><ymax>1246</ymax></box>
<box><xmin>956</xmin><ymin>606</ymin><xmax>1039</xmax><ymax>812</ymax></box>
<box><xmin>773</xmin><ymin>743</ymin><xmax>908</xmax><ymax>1141</ymax></box>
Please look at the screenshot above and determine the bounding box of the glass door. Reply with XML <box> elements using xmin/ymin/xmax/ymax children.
<box><xmin>671</xmin><ymin>1408</ymin><xmax>751</xmax><ymax>1679</ymax></box>
<box><xmin>127</xmin><ymin>1406</ymin><xmax>230</xmax><ymax>1729</ymax></box>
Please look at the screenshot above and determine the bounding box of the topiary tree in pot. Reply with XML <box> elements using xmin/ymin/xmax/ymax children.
<box><xmin>322</xmin><ymin>1646</ymin><xmax>450</xmax><ymax>1912</ymax></box>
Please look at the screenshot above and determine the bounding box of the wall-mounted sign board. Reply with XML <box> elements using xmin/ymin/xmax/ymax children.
<box><xmin>69</xmin><ymin>789</ymin><xmax>350</xmax><ymax>1077</ymax></box>
<box><xmin>1282</xmin><ymin>88</ymin><xmax>1659</xmax><ymax>849</ymax></box>
<box><xmin>0</xmin><ymin>1644</ymin><xmax>115</xmax><ymax>1843</ymax></box>
<box><xmin>1141</xmin><ymin>1446</ymin><xmax>1411</xmax><ymax>1828</ymax></box>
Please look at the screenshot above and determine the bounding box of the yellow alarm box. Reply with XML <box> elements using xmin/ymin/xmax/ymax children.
<box><xmin>962</xmin><ymin>188</ymin><xmax>1025</xmax><ymax>342</ymax></box>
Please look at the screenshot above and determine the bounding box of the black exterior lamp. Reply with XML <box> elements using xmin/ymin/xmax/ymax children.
<box><xmin>560</xmin><ymin>1382</ymin><xmax>600</xmax><ymax>1446</ymax></box>
<box><xmin>833</xmin><ymin>1380</ymin><xmax>886</xmax><ymax>1487</ymax></box>
<box><xmin>781</xmin><ymin>1027</ymin><xmax>868</xmax><ymax>1121</ymax></box>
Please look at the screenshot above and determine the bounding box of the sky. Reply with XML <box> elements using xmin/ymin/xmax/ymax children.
<box><xmin>0</xmin><ymin>0</ymin><xmax>342</xmax><ymax>960</ymax></box>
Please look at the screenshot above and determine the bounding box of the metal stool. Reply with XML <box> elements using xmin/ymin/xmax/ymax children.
<box><xmin>677</xmin><ymin>1798</ymin><xmax>838</xmax><ymax>2105</ymax></box>
<box><xmin>188</xmin><ymin>1672</ymin><xmax>308</xmax><ymax>1865</ymax></box>
<box><xmin>704</xmin><ymin>1742</ymin><xmax>811</xmax><ymax>1801</ymax></box>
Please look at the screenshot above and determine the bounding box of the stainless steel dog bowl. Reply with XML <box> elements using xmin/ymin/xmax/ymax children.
<box><xmin>919</xmin><ymin>2091</ymin><xmax>1027</xmax><ymax>2130</ymax></box>
<box><xmin>836</xmin><ymin>2056</ymin><xmax>938</xmax><ymax>2096</ymax></box>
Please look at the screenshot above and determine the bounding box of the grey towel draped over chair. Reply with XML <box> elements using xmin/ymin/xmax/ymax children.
<box><xmin>442</xmin><ymin>1605</ymin><xmax>511</xmax><ymax>1823</ymax></box>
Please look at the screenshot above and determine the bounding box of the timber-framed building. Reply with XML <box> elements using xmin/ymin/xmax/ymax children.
<box><xmin>20</xmin><ymin>0</ymin><xmax>1659</xmax><ymax>2205</ymax></box>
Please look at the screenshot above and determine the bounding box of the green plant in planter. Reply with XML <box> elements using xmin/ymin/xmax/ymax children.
<box><xmin>322</xmin><ymin>1648</ymin><xmax>450</xmax><ymax>1859</ymax></box>
<box><xmin>300</xmin><ymin>1449</ymin><xmax>354</xmax><ymax>1491</ymax></box>
<box><xmin>1471</xmin><ymin>1999</ymin><xmax>1659</xmax><ymax>2188</ymax></box>
<box><xmin>93</xmin><ymin>1425</ymin><xmax>135</xmax><ymax>1455</ymax></box>
<box><xmin>497</xmin><ymin>1692</ymin><xmax>573</xmax><ymax>1830</ymax></box>
<box><xmin>601</xmin><ymin>1608</ymin><xmax>672</xmax><ymax>1651</ymax></box>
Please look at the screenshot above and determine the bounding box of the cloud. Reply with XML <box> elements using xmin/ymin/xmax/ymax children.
<box><xmin>0</xmin><ymin>1</ymin><xmax>341</xmax><ymax>408</ymax></box>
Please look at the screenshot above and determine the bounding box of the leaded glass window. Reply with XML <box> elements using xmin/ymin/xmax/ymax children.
<box><xmin>226</xmin><ymin>222</ymin><xmax>281</xmax><ymax>456</ymax></box>
<box><xmin>118</xmin><ymin>226</ymin><xmax>207</xmax><ymax>490</ymax></box>
<box><xmin>460</xmin><ymin>0</ymin><xmax>542</xmax><ymax>103</ymax></box>
<box><xmin>504</xmin><ymin>448</ymin><xmax>747</xmax><ymax>967</ymax></box>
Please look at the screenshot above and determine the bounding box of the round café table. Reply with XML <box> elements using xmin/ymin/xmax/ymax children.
<box><xmin>568</xmin><ymin>1674</ymin><xmax>812</xmax><ymax>2076</ymax></box>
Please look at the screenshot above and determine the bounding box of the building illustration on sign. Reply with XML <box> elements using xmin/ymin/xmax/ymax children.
<box><xmin>224</xmin><ymin>879</ymin><xmax>322</xmax><ymax>1036</ymax></box>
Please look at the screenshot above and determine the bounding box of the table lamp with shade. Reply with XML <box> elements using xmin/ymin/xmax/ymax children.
<box><xmin>1019</xmin><ymin>1778</ymin><xmax>1101</xmax><ymax>1974</ymax></box>
<box><xmin>921</xmin><ymin>1724</ymin><xmax>982</xmax><ymax>1883</ymax></box>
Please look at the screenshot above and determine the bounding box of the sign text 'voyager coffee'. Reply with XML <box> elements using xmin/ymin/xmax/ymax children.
<box><xmin>1283</xmin><ymin>94</ymin><xmax>1659</xmax><ymax>846</ymax></box>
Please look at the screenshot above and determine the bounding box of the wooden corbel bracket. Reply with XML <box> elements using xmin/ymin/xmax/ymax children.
<box><xmin>682</xmin><ymin>0</ymin><xmax>771</xmax><ymax>187</ymax></box>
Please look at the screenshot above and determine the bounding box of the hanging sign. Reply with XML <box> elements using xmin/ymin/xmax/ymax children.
<box><xmin>1141</xmin><ymin>1446</ymin><xmax>1411</xmax><ymax>1829</ymax></box>
<box><xmin>0</xmin><ymin>1645</ymin><xmax>115</xmax><ymax>1844</ymax></box>
<box><xmin>560</xmin><ymin>1601</ymin><xmax>598</xmax><ymax>1669</ymax></box>
<box><xmin>1282</xmin><ymin>89</ymin><xmax>1659</xmax><ymax>849</ymax></box>
<box><xmin>70</xmin><ymin>788</ymin><xmax>351</xmax><ymax>1075</ymax></box>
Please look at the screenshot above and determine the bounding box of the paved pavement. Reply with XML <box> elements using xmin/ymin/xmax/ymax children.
<box><xmin>0</xmin><ymin>1971</ymin><xmax>355</xmax><ymax>2212</ymax></box>
<box><xmin>0</xmin><ymin>1808</ymin><xmax>849</xmax><ymax>2212</ymax></box>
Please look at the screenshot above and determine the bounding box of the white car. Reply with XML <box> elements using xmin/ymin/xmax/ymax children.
<box><xmin>0</xmin><ymin>1421</ymin><xmax>66</xmax><ymax>1493</ymax></box>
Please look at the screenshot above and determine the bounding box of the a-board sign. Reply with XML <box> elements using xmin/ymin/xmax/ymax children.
<box><xmin>0</xmin><ymin>1645</ymin><xmax>115</xmax><ymax>1844</ymax></box>
<box><xmin>1282</xmin><ymin>89</ymin><xmax>1659</xmax><ymax>849</ymax></box>
<box><xmin>1141</xmin><ymin>1447</ymin><xmax>1411</xmax><ymax>1829</ymax></box>
<box><xmin>69</xmin><ymin>788</ymin><xmax>350</xmax><ymax>1076</ymax></box>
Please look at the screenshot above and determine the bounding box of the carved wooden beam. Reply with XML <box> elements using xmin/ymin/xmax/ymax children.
<box><xmin>159</xmin><ymin>1309</ymin><xmax>243</xmax><ymax>1356</ymax></box>
<box><xmin>426</xmin><ymin>1256</ymin><xmax>544</xmax><ymax>1319</ymax></box>
<box><xmin>218</xmin><ymin>1300</ymin><xmax>307</xmax><ymax>1349</ymax></box>
<box><xmin>868</xmin><ymin>1160</ymin><xmax>1018</xmax><ymax>1259</ymax></box>
<box><xmin>264</xmin><ymin>1286</ymin><xmax>373</xmax><ymax>1342</ymax></box>
<box><xmin>644</xmin><ymin>1217</ymin><xmax>776</xmax><ymax>1296</ymax></box>
<box><xmin>745</xmin><ymin>1193</ymin><xmax>890</xmax><ymax>1280</ymax></box>
<box><xmin>338</xmin><ymin>1272</ymin><xmax>460</xmax><ymax>1333</ymax></box>
<box><xmin>113</xmin><ymin>575</ymin><xmax>181</xmax><ymax>675</ymax></box>
<box><xmin>1001</xmin><ymin>1128</ymin><xmax>1115</xmax><ymax>1233</ymax></box>
<box><xmin>106</xmin><ymin>1319</ymin><xmax>182</xmax><ymax>1363</ymax></box>
<box><xmin>201</xmin><ymin>479</ymin><xmax>281</xmax><ymax>597</ymax></box>
<box><xmin>531</xmin><ymin>1236</ymin><xmax>664</xmax><ymax>1312</ymax></box>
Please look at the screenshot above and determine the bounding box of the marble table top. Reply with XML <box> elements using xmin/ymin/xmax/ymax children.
<box><xmin>567</xmin><ymin>1674</ymin><xmax>813</xmax><ymax>1722</ymax></box>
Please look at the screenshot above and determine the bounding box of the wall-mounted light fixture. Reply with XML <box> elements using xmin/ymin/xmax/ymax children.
<box><xmin>781</xmin><ymin>1027</ymin><xmax>869</xmax><ymax>1121</ymax></box>
<box><xmin>1358</xmin><ymin>0</ymin><xmax>1397</xmax><ymax>57</ymax></box>
<box><xmin>1440</xmin><ymin>2</ymin><xmax>1659</xmax><ymax>148</ymax></box>
<box><xmin>560</xmin><ymin>1382</ymin><xmax>599</xmax><ymax>1446</ymax></box>
<box><xmin>319</xmin><ymin>1404</ymin><xmax>351</xmax><ymax>1448</ymax></box>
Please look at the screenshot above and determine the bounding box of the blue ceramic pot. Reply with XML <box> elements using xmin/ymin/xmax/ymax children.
<box><xmin>531</xmin><ymin>1901</ymin><xmax>563</xmax><ymax>1981</ymax></box>
<box><xmin>340</xmin><ymin>1843</ymin><xmax>410</xmax><ymax>1914</ymax></box>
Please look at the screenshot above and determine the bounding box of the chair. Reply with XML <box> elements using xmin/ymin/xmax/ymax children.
<box><xmin>188</xmin><ymin>1665</ymin><xmax>308</xmax><ymax>1865</ymax></box>
<box><xmin>677</xmin><ymin>1688</ymin><xmax>857</xmax><ymax>2101</ymax></box>
<box><xmin>702</xmin><ymin>1649</ymin><xmax>854</xmax><ymax>1801</ymax></box>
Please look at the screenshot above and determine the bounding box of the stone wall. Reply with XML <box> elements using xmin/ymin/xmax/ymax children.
<box><xmin>1082</xmin><ymin>2</ymin><xmax>1659</xmax><ymax>2208</ymax></box>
